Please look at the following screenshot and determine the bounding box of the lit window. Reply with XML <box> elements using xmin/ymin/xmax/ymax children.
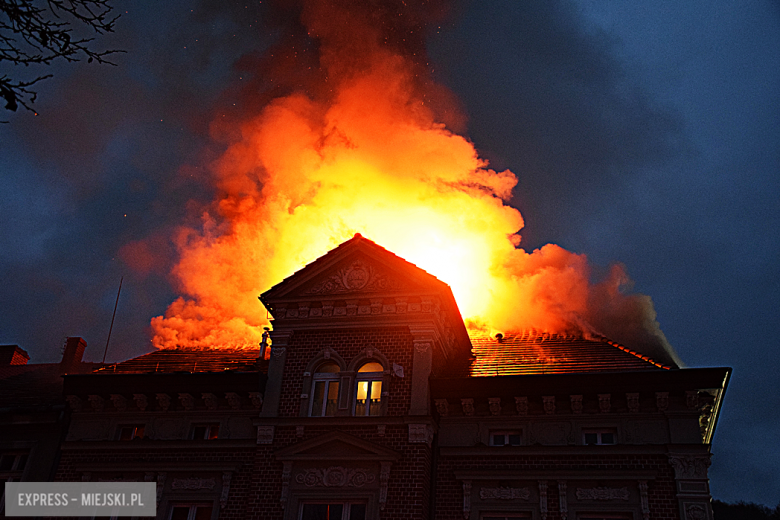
<box><xmin>169</xmin><ymin>503</ymin><xmax>213</xmax><ymax>520</ymax></box>
<box><xmin>489</xmin><ymin>431</ymin><xmax>522</xmax><ymax>446</ymax></box>
<box><xmin>354</xmin><ymin>362</ymin><xmax>383</xmax><ymax>416</ymax></box>
<box><xmin>310</xmin><ymin>362</ymin><xmax>341</xmax><ymax>417</ymax></box>
<box><xmin>583</xmin><ymin>428</ymin><xmax>617</xmax><ymax>445</ymax></box>
<box><xmin>300</xmin><ymin>502</ymin><xmax>366</xmax><ymax>520</ymax></box>
<box><xmin>191</xmin><ymin>423</ymin><xmax>220</xmax><ymax>440</ymax></box>
<box><xmin>117</xmin><ymin>424</ymin><xmax>145</xmax><ymax>441</ymax></box>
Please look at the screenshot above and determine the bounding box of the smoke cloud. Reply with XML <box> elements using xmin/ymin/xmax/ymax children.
<box><xmin>143</xmin><ymin>0</ymin><xmax>680</xmax><ymax>367</ymax></box>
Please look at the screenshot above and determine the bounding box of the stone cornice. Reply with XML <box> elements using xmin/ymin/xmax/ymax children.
<box><xmin>61</xmin><ymin>440</ymin><xmax>257</xmax><ymax>451</ymax></box>
<box><xmin>454</xmin><ymin>469</ymin><xmax>657</xmax><ymax>481</ymax></box>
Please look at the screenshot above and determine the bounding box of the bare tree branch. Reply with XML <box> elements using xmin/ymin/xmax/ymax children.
<box><xmin>0</xmin><ymin>0</ymin><xmax>122</xmax><ymax>116</ymax></box>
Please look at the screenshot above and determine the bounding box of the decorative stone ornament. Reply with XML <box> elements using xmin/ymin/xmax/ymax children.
<box><xmin>294</xmin><ymin>466</ymin><xmax>376</xmax><ymax>487</ymax></box>
<box><xmin>434</xmin><ymin>399</ymin><xmax>449</xmax><ymax>417</ymax></box>
<box><xmin>627</xmin><ymin>393</ymin><xmax>640</xmax><ymax>413</ymax></box>
<box><xmin>408</xmin><ymin>423</ymin><xmax>433</xmax><ymax>445</ymax></box>
<box><xmin>133</xmin><ymin>394</ymin><xmax>148</xmax><ymax>411</ymax></box>
<box><xmin>488</xmin><ymin>397</ymin><xmax>502</xmax><ymax>416</ymax></box>
<box><xmin>515</xmin><ymin>396</ymin><xmax>528</xmax><ymax>415</ymax></box>
<box><xmin>178</xmin><ymin>393</ymin><xmax>195</xmax><ymax>411</ymax></box>
<box><xmin>656</xmin><ymin>391</ymin><xmax>669</xmax><ymax>412</ymax></box>
<box><xmin>257</xmin><ymin>425</ymin><xmax>274</xmax><ymax>445</ymax></box>
<box><xmin>110</xmin><ymin>394</ymin><xmax>127</xmax><ymax>412</ymax></box>
<box><xmin>156</xmin><ymin>393</ymin><xmax>171</xmax><ymax>412</ymax></box>
<box><xmin>576</xmin><ymin>487</ymin><xmax>630</xmax><ymax>500</ymax></box>
<box><xmin>570</xmin><ymin>395</ymin><xmax>583</xmax><ymax>414</ymax></box>
<box><xmin>598</xmin><ymin>393</ymin><xmax>611</xmax><ymax>413</ymax></box>
<box><xmin>88</xmin><ymin>395</ymin><xmax>105</xmax><ymax>412</ymax></box>
<box><xmin>202</xmin><ymin>393</ymin><xmax>218</xmax><ymax>411</ymax></box>
<box><xmin>462</xmin><ymin>480</ymin><xmax>472</xmax><ymax>519</ymax></box>
<box><xmin>543</xmin><ymin>396</ymin><xmax>556</xmax><ymax>415</ymax></box>
<box><xmin>249</xmin><ymin>392</ymin><xmax>263</xmax><ymax>409</ymax></box>
<box><xmin>65</xmin><ymin>395</ymin><xmax>83</xmax><ymax>412</ymax></box>
<box><xmin>461</xmin><ymin>398</ymin><xmax>475</xmax><ymax>416</ymax></box>
<box><xmin>225</xmin><ymin>392</ymin><xmax>241</xmax><ymax>410</ymax></box>
<box><xmin>479</xmin><ymin>487</ymin><xmax>530</xmax><ymax>500</ymax></box>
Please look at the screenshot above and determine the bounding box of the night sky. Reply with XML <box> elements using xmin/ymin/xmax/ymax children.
<box><xmin>1</xmin><ymin>0</ymin><xmax>778</xmax><ymax>506</ymax></box>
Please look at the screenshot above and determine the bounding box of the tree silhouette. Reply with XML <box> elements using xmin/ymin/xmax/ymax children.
<box><xmin>712</xmin><ymin>499</ymin><xmax>780</xmax><ymax>520</ymax></box>
<box><xmin>1</xmin><ymin>0</ymin><xmax>121</xmax><ymax>114</ymax></box>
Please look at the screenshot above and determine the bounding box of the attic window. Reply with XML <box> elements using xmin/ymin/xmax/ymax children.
<box><xmin>583</xmin><ymin>428</ymin><xmax>617</xmax><ymax>445</ymax></box>
<box><xmin>355</xmin><ymin>362</ymin><xmax>383</xmax><ymax>416</ymax></box>
<box><xmin>310</xmin><ymin>362</ymin><xmax>341</xmax><ymax>417</ymax></box>
<box><xmin>191</xmin><ymin>423</ymin><xmax>220</xmax><ymax>440</ymax></box>
<box><xmin>489</xmin><ymin>430</ymin><xmax>522</xmax><ymax>446</ymax></box>
<box><xmin>117</xmin><ymin>424</ymin><xmax>145</xmax><ymax>441</ymax></box>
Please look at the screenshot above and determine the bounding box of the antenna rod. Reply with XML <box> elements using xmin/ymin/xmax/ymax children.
<box><xmin>102</xmin><ymin>276</ymin><xmax>123</xmax><ymax>364</ymax></box>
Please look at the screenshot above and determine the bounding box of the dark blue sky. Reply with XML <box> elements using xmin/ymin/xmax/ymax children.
<box><xmin>1</xmin><ymin>0</ymin><xmax>778</xmax><ymax>506</ymax></box>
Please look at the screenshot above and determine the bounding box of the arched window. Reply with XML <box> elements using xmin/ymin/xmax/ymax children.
<box><xmin>354</xmin><ymin>362</ymin><xmax>383</xmax><ymax>416</ymax></box>
<box><xmin>310</xmin><ymin>362</ymin><xmax>340</xmax><ymax>417</ymax></box>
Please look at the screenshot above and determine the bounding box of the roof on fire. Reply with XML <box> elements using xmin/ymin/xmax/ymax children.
<box><xmin>468</xmin><ymin>330</ymin><xmax>671</xmax><ymax>376</ymax></box>
<box><xmin>93</xmin><ymin>347</ymin><xmax>263</xmax><ymax>374</ymax></box>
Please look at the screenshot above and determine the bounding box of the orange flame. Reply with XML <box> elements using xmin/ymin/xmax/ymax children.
<box><xmin>147</xmin><ymin>1</ymin><xmax>679</xmax><ymax>367</ymax></box>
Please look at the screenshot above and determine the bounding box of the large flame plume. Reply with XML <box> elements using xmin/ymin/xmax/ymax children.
<box><xmin>146</xmin><ymin>0</ymin><xmax>680</xmax><ymax>367</ymax></box>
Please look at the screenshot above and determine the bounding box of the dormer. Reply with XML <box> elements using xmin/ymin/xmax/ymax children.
<box><xmin>259</xmin><ymin>234</ymin><xmax>472</xmax><ymax>417</ymax></box>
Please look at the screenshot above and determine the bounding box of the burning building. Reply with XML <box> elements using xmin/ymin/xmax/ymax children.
<box><xmin>46</xmin><ymin>234</ymin><xmax>729</xmax><ymax>520</ymax></box>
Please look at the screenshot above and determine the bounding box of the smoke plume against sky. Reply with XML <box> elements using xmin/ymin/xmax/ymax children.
<box><xmin>1</xmin><ymin>0</ymin><xmax>778</xmax><ymax>507</ymax></box>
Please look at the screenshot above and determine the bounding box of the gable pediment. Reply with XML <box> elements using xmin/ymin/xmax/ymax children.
<box><xmin>261</xmin><ymin>234</ymin><xmax>450</xmax><ymax>310</ymax></box>
<box><xmin>275</xmin><ymin>431</ymin><xmax>399</xmax><ymax>462</ymax></box>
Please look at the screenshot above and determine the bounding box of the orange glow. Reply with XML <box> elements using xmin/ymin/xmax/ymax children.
<box><xmin>146</xmin><ymin>1</ymin><xmax>678</xmax><ymax>367</ymax></box>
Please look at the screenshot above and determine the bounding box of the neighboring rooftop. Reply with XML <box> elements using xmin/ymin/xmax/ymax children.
<box><xmin>93</xmin><ymin>347</ymin><xmax>264</xmax><ymax>374</ymax></box>
<box><xmin>469</xmin><ymin>330</ymin><xmax>672</xmax><ymax>377</ymax></box>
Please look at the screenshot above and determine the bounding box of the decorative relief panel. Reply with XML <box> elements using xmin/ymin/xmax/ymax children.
<box><xmin>257</xmin><ymin>425</ymin><xmax>274</xmax><ymax>445</ymax></box>
<box><xmin>575</xmin><ymin>487</ymin><xmax>630</xmax><ymax>500</ymax></box>
<box><xmin>295</xmin><ymin>467</ymin><xmax>376</xmax><ymax>487</ymax></box>
<box><xmin>488</xmin><ymin>398</ymin><xmax>502</xmax><ymax>416</ymax></box>
<box><xmin>669</xmin><ymin>455</ymin><xmax>711</xmax><ymax>480</ymax></box>
<box><xmin>305</xmin><ymin>260</ymin><xmax>406</xmax><ymax>295</ymax></box>
<box><xmin>479</xmin><ymin>487</ymin><xmax>530</xmax><ymax>500</ymax></box>
<box><xmin>171</xmin><ymin>478</ymin><xmax>216</xmax><ymax>490</ymax></box>
<box><xmin>684</xmin><ymin>502</ymin><xmax>709</xmax><ymax>520</ymax></box>
<box><xmin>408</xmin><ymin>423</ymin><xmax>433</xmax><ymax>445</ymax></box>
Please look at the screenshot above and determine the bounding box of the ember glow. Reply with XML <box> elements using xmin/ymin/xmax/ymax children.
<box><xmin>147</xmin><ymin>0</ymin><xmax>680</xmax><ymax>367</ymax></box>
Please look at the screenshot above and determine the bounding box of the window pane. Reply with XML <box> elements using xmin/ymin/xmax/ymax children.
<box><xmin>584</xmin><ymin>433</ymin><xmax>598</xmax><ymax>445</ymax></box>
<box><xmin>350</xmin><ymin>504</ymin><xmax>366</xmax><ymax>520</ymax></box>
<box><xmin>193</xmin><ymin>426</ymin><xmax>207</xmax><ymax>439</ymax></box>
<box><xmin>370</xmin><ymin>381</ymin><xmax>382</xmax><ymax>400</ymax></box>
<box><xmin>207</xmin><ymin>425</ymin><xmax>219</xmax><ymax>440</ymax></box>
<box><xmin>356</xmin><ymin>381</ymin><xmax>368</xmax><ymax>401</ymax></box>
<box><xmin>601</xmin><ymin>432</ymin><xmax>615</xmax><ymax>444</ymax></box>
<box><xmin>193</xmin><ymin>505</ymin><xmax>213</xmax><ymax>520</ymax></box>
<box><xmin>508</xmin><ymin>434</ymin><xmax>521</xmax><ymax>446</ymax></box>
<box><xmin>315</xmin><ymin>363</ymin><xmax>340</xmax><ymax>374</ymax></box>
<box><xmin>325</xmin><ymin>381</ymin><xmax>339</xmax><ymax>416</ymax></box>
<box><xmin>302</xmin><ymin>504</ymin><xmax>329</xmax><ymax>520</ymax></box>
<box><xmin>358</xmin><ymin>362</ymin><xmax>383</xmax><ymax>372</ymax></box>
<box><xmin>170</xmin><ymin>506</ymin><xmax>190</xmax><ymax>520</ymax></box>
<box><xmin>492</xmin><ymin>434</ymin><xmax>505</xmax><ymax>446</ymax></box>
<box><xmin>328</xmin><ymin>504</ymin><xmax>344</xmax><ymax>520</ymax></box>
<box><xmin>311</xmin><ymin>381</ymin><xmax>326</xmax><ymax>417</ymax></box>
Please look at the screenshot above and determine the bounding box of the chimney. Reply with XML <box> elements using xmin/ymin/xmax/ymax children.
<box><xmin>0</xmin><ymin>345</ymin><xmax>30</xmax><ymax>365</ymax></box>
<box><xmin>60</xmin><ymin>337</ymin><xmax>87</xmax><ymax>374</ymax></box>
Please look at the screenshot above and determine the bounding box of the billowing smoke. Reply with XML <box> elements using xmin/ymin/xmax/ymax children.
<box><xmin>146</xmin><ymin>0</ymin><xmax>680</xmax><ymax>368</ymax></box>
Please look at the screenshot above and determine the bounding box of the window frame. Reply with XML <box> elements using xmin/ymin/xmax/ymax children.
<box><xmin>167</xmin><ymin>502</ymin><xmax>215</xmax><ymax>520</ymax></box>
<box><xmin>116</xmin><ymin>424</ymin><xmax>145</xmax><ymax>441</ymax></box>
<box><xmin>298</xmin><ymin>501</ymin><xmax>368</xmax><ymax>520</ymax></box>
<box><xmin>190</xmin><ymin>423</ymin><xmax>220</xmax><ymax>440</ymax></box>
<box><xmin>582</xmin><ymin>428</ymin><xmax>618</xmax><ymax>446</ymax></box>
<box><xmin>354</xmin><ymin>362</ymin><xmax>384</xmax><ymax>417</ymax></box>
<box><xmin>488</xmin><ymin>430</ymin><xmax>523</xmax><ymax>447</ymax></box>
<box><xmin>309</xmin><ymin>362</ymin><xmax>342</xmax><ymax>417</ymax></box>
